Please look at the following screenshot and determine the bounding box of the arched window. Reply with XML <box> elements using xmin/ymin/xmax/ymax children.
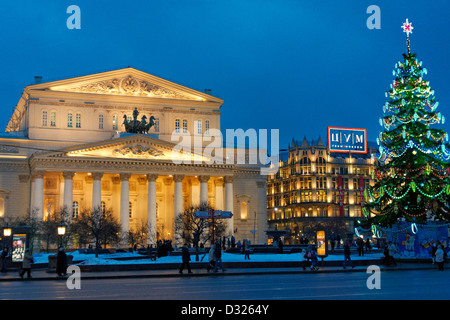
<box><xmin>75</xmin><ymin>113</ymin><xmax>81</xmax><ymax>128</ymax></box>
<box><xmin>153</xmin><ymin>118</ymin><xmax>159</xmax><ymax>132</ymax></box>
<box><xmin>196</xmin><ymin>120</ymin><xmax>202</xmax><ymax>134</ymax></box>
<box><xmin>240</xmin><ymin>202</ymin><xmax>248</xmax><ymax>220</ymax></box>
<box><xmin>50</xmin><ymin>111</ymin><xmax>56</xmax><ymax>127</ymax></box>
<box><xmin>67</xmin><ymin>113</ymin><xmax>73</xmax><ymax>128</ymax></box>
<box><xmin>42</xmin><ymin>111</ymin><xmax>48</xmax><ymax>126</ymax></box>
<box><xmin>182</xmin><ymin>119</ymin><xmax>188</xmax><ymax>133</ymax></box>
<box><xmin>98</xmin><ymin>114</ymin><xmax>104</xmax><ymax>129</ymax></box>
<box><xmin>175</xmin><ymin>119</ymin><xmax>180</xmax><ymax>133</ymax></box>
<box><xmin>72</xmin><ymin>201</ymin><xmax>79</xmax><ymax>219</ymax></box>
<box><xmin>112</xmin><ymin>115</ymin><xmax>118</xmax><ymax>130</ymax></box>
<box><xmin>205</xmin><ymin>120</ymin><xmax>210</xmax><ymax>134</ymax></box>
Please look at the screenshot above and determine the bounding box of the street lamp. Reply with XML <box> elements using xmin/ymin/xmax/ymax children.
<box><xmin>3</xmin><ymin>225</ymin><xmax>12</xmax><ymax>238</ymax></box>
<box><xmin>57</xmin><ymin>224</ymin><xmax>66</xmax><ymax>236</ymax></box>
<box><xmin>57</xmin><ymin>224</ymin><xmax>66</xmax><ymax>248</ymax></box>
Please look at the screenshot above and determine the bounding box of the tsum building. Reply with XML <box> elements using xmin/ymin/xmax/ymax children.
<box><xmin>266</xmin><ymin>134</ymin><xmax>377</xmax><ymax>243</ymax></box>
<box><xmin>0</xmin><ymin>67</ymin><xmax>268</xmax><ymax>247</ymax></box>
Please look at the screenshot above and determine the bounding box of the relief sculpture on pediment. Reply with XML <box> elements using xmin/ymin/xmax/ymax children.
<box><xmin>58</xmin><ymin>75</ymin><xmax>194</xmax><ymax>100</ymax></box>
<box><xmin>113</xmin><ymin>144</ymin><xmax>164</xmax><ymax>158</ymax></box>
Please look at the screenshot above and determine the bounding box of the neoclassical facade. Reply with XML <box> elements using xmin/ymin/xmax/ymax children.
<box><xmin>0</xmin><ymin>67</ymin><xmax>268</xmax><ymax>246</ymax></box>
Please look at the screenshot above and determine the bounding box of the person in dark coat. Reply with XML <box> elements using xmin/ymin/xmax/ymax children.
<box><xmin>56</xmin><ymin>247</ymin><xmax>68</xmax><ymax>276</ymax></box>
<box><xmin>278</xmin><ymin>239</ymin><xmax>284</xmax><ymax>253</ymax></box>
<box><xmin>343</xmin><ymin>242</ymin><xmax>354</xmax><ymax>269</ymax></box>
<box><xmin>179</xmin><ymin>244</ymin><xmax>192</xmax><ymax>274</ymax></box>
<box><xmin>1</xmin><ymin>248</ymin><xmax>9</xmax><ymax>272</ymax></box>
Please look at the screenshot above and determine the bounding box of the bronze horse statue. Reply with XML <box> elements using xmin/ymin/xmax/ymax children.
<box><xmin>122</xmin><ymin>108</ymin><xmax>155</xmax><ymax>134</ymax></box>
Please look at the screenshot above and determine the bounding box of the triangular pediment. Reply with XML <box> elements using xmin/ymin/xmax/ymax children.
<box><xmin>26</xmin><ymin>67</ymin><xmax>223</xmax><ymax>103</ymax></box>
<box><xmin>39</xmin><ymin>134</ymin><xmax>213</xmax><ymax>163</ymax></box>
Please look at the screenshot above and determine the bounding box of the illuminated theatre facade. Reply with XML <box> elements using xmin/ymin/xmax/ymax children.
<box><xmin>1</xmin><ymin>68</ymin><xmax>268</xmax><ymax>246</ymax></box>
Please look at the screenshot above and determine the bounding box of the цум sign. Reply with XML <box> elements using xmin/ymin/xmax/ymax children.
<box><xmin>328</xmin><ymin>127</ymin><xmax>367</xmax><ymax>153</ymax></box>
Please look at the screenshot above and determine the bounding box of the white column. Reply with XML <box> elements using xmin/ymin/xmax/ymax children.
<box><xmin>173</xmin><ymin>174</ymin><xmax>184</xmax><ymax>246</ymax></box>
<box><xmin>256</xmin><ymin>180</ymin><xmax>268</xmax><ymax>244</ymax></box>
<box><xmin>92</xmin><ymin>172</ymin><xmax>103</xmax><ymax>211</ymax></box>
<box><xmin>224</xmin><ymin>176</ymin><xmax>234</xmax><ymax>237</ymax></box>
<box><xmin>147</xmin><ymin>174</ymin><xmax>158</xmax><ymax>246</ymax></box>
<box><xmin>215</xmin><ymin>179</ymin><xmax>224</xmax><ymax>211</ymax></box>
<box><xmin>199</xmin><ymin>175</ymin><xmax>209</xmax><ymax>206</ymax></box>
<box><xmin>120</xmin><ymin>173</ymin><xmax>131</xmax><ymax>242</ymax></box>
<box><xmin>63</xmin><ymin>172</ymin><xmax>75</xmax><ymax>216</ymax></box>
<box><xmin>32</xmin><ymin>171</ymin><xmax>45</xmax><ymax>221</ymax></box>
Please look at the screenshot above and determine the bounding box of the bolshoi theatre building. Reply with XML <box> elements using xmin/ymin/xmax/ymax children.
<box><xmin>0</xmin><ymin>67</ymin><xmax>268</xmax><ymax>246</ymax></box>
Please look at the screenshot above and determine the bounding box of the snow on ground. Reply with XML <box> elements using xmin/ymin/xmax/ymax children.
<box><xmin>32</xmin><ymin>250</ymin><xmax>383</xmax><ymax>266</ymax></box>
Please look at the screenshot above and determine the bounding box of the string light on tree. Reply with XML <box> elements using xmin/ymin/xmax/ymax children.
<box><xmin>365</xmin><ymin>20</ymin><xmax>450</xmax><ymax>228</ymax></box>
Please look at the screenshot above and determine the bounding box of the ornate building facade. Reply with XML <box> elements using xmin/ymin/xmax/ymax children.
<box><xmin>0</xmin><ymin>67</ymin><xmax>268</xmax><ymax>246</ymax></box>
<box><xmin>266</xmin><ymin>136</ymin><xmax>377</xmax><ymax>243</ymax></box>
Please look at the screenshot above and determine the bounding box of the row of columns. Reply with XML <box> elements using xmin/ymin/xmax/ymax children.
<box><xmin>32</xmin><ymin>171</ymin><xmax>234</xmax><ymax>245</ymax></box>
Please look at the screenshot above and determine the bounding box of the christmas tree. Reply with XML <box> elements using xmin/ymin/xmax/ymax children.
<box><xmin>365</xmin><ymin>19</ymin><xmax>450</xmax><ymax>228</ymax></box>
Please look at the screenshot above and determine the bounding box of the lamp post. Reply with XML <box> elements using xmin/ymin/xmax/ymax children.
<box><xmin>57</xmin><ymin>224</ymin><xmax>66</xmax><ymax>248</ymax></box>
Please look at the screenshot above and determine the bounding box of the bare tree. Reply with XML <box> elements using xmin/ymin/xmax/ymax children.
<box><xmin>174</xmin><ymin>203</ymin><xmax>226</xmax><ymax>249</ymax></box>
<box><xmin>71</xmin><ymin>207</ymin><xmax>120</xmax><ymax>257</ymax></box>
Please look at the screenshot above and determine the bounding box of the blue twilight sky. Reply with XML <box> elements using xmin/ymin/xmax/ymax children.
<box><xmin>0</xmin><ymin>0</ymin><xmax>449</xmax><ymax>149</ymax></box>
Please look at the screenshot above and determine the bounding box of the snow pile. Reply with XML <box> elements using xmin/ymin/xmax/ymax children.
<box><xmin>32</xmin><ymin>250</ymin><xmax>383</xmax><ymax>266</ymax></box>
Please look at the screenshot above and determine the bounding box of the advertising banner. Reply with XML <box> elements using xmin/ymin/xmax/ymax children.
<box><xmin>12</xmin><ymin>234</ymin><xmax>27</xmax><ymax>262</ymax></box>
<box><xmin>316</xmin><ymin>230</ymin><xmax>327</xmax><ymax>257</ymax></box>
<box><xmin>338</xmin><ymin>175</ymin><xmax>344</xmax><ymax>217</ymax></box>
<box><xmin>328</xmin><ymin>127</ymin><xmax>367</xmax><ymax>153</ymax></box>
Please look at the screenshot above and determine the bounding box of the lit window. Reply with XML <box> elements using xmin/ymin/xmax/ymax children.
<box><xmin>72</xmin><ymin>201</ymin><xmax>79</xmax><ymax>219</ymax></box>
<box><xmin>101</xmin><ymin>201</ymin><xmax>106</xmax><ymax>215</ymax></box>
<box><xmin>240</xmin><ymin>202</ymin><xmax>248</xmax><ymax>220</ymax></box>
<box><xmin>50</xmin><ymin>111</ymin><xmax>56</xmax><ymax>127</ymax></box>
<box><xmin>42</xmin><ymin>111</ymin><xmax>48</xmax><ymax>126</ymax></box>
<box><xmin>67</xmin><ymin>113</ymin><xmax>73</xmax><ymax>128</ymax></box>
<box><xmin>76</xmin><ymin>113</ymin><xmax>81</xmax><ymax>128</ymax></box>
<box><xmin>112</xmin><ymin>115</ymin><xmax>118</xmax><ymax>130</ymax></box>
<box><xmin>196</xmin><ymin>120</ymin><xmax>202</xmax><ymax>134</ymax></box>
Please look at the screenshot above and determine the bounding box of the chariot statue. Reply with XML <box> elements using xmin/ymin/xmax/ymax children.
<box><xmin>122</xmin><ymin>108</ymin><xmax>155</xmax><ymax>134</ymax></box>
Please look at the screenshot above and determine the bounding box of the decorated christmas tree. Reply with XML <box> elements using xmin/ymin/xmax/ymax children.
<box><xmin>365</xmin><ymin>19</ymin><xmax>450</xmax><ymax>228</ymax></box>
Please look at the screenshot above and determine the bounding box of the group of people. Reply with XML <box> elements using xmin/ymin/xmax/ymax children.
<box><xmin>179</xmin><ymin>241</ymin><xmax>227</xmax><ymax>274</ymax></box>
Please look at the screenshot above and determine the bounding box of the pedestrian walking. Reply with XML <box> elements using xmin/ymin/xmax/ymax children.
<box><xmin>19</xmin><ymin>249</ymin><xmax>33</xmax><ymax>279</ymax></box>
<box><xmin>336</xmin><ymin>234</ymin><xmax>341</xmax><ymax>248</ymax></box>
<box><xmin>244</xmin><ymin>239</ymin><xmax>251</xmax><ymax>260</ymax></box>
<box><xmin>1</xmin><ymin>248</ymin><xmax>9</xmax><ymax>272</ymax></box>
<box><xmin>365</xmin><ymin>238</ymin><xmax>372</xmax><ymax>253</ymax></box>
<box><xmin>343</xmin><ymin>242</ymin><xmax>354</xmax><ymax>269</ymax></box>
<box><xmin>387</xmin><ymin>241</ymin><xmax>398</xmax><ymax>266</ymax></box>
<box><xmin>310</xmin><ymin>249</ymin><xmax>318</xmax><ymax>271</ymax></box>
<box><xmin>356</xmin><ymin>237</ymin><xmax>364</xmax><ymax>256</ymax></box>
<box><xmin>435</xmin><ymin>245</ymin><xmax>445</xmax><ymax>271</ymax></box>
<box><xmin>179</xmin><ymin>244</ymin><xmax>192</xmax><ymax>274</ymax></box>
<box><xmin>214</xmin><ymin>242</ymin><xmax>226</xmax><ymax>272</ymax></box>
<box><xmin>206</xmin><ymin>244</ymin><xmax>216</xmax><ymax>272</ymax></box>
<box><xmin>56</xmin><ymin>247</ymin><xmax>68</xmax><ymax>277</ymax></box>
<box><xmin>431</xmin><ymin>242</ymin><xmax>439</xmax><ymax>264</ymax></box>
<box><xmin>329</xmin><ymin>234</ymin><xmax>336</xmax><ymax>251</ymax></box>
<box><xmin>300</xmin><ymin>249</ymin><xmax>307</xmax><ymax>270</ymax></box>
